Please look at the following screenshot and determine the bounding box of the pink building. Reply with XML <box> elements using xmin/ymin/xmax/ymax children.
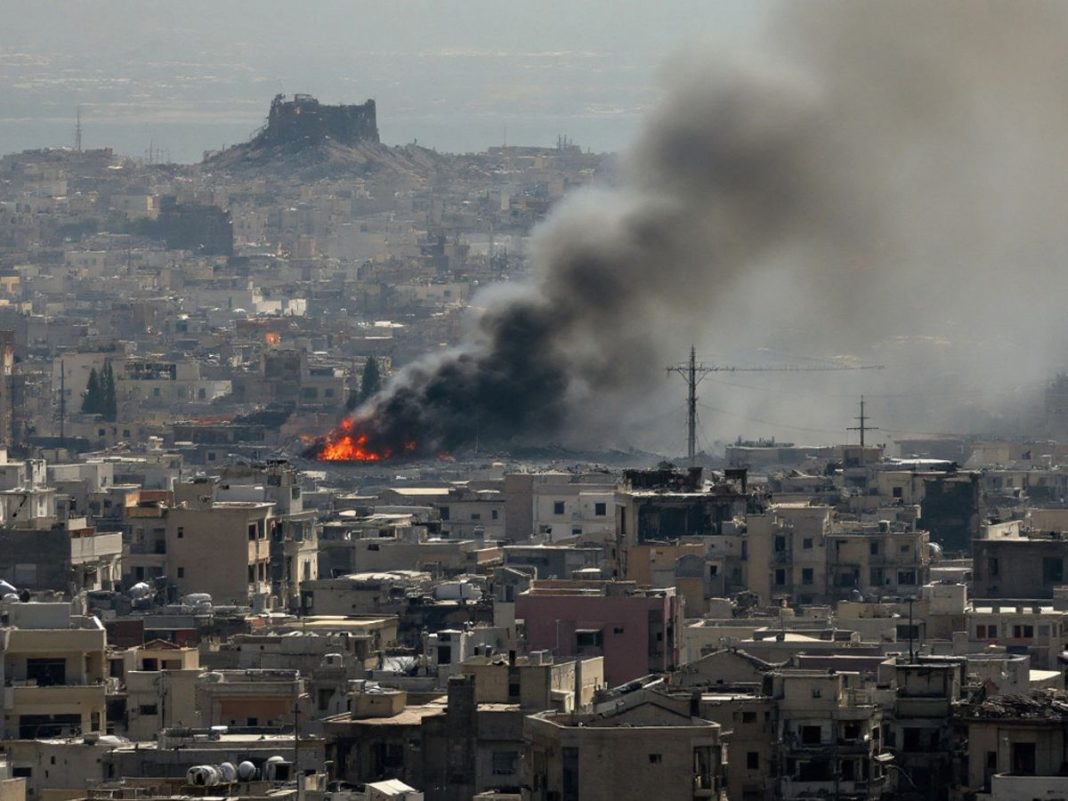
<box><xmin>515</xmin><ymin>580</ymin><xmax>681</xmax><ymax>687</ymax></box>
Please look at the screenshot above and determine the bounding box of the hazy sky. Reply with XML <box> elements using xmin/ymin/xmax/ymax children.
<box><xmin>0</xmin><ymin>0</ymin><xmax>767</xmax><ymax>160</ymax></box>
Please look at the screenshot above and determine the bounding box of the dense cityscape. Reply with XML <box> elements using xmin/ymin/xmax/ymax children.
<box><xmin>5</xmin><ymin>4</ymin><xmax>1068</xmax><ymax>801</ymax></box>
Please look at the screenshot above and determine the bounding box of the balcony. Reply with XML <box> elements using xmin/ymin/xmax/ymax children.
<box><xmin>4</xmin><ymin>682</ymin><xmax>106</xmax><ymax>711</ymax></box>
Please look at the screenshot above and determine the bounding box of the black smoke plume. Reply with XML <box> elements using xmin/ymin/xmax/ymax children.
<box><xmin>318</xmin><ymin>1</ymin><xmax>1068</xmax><ymax>458</ymax></box>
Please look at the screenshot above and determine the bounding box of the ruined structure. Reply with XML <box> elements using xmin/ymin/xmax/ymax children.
<box><xmin>256</xmin><ymin>94</ymin><xmax>379</xmax><ymax>150</ymax></box>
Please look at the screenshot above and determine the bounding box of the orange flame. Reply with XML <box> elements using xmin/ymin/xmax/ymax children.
<box><xmin>265</xmin><ymin>331</ymin><xmax>280</xmax><ymax>346</ymax></box>
<box><xmin>313</xmin><ymin>418</ymin><xmax>408</xmax><ymax>462</ymax></box>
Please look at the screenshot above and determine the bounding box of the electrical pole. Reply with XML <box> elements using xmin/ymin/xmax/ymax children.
<box><xmin>59</xmin><ymin>359</ymin><xmax>65</xmax><ymax>445</ymax></box>
<box><xmin>667</xmin><ymin>346</ymin><xmax>712</xmax><ymax>465</ymax></box>
<box><xmin>847</xmin><ymin>395</ymin><xmax>878</xmax><ymax>447</ymax></box>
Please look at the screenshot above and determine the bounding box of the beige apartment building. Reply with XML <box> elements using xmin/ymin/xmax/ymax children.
<box><xmin>0</xmin><ymin>603</ymin><xmax>106</xmax><ymax>739</ymax></box>
<box><xmin>747</xmin><ymin>505</ymin><xmax>834</xmax><ymax>605</ymax></box>
<box><xmin>116</xmin><ymin>640</ymin><xmax>201</xmax><ymax>740</ymax></box>
<box><xmin>165</xmin><ymin>499</ymin><xmax>274</xmax><ymax>606</ymax></box>
<box><xmin>524</xmin><ymin>694</ymin><xmax>728</xmax><ymax>801</ymax></box>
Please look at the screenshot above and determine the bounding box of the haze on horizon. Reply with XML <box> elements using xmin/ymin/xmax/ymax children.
<box><xmin>0</xmin><ymin>0</ymin><xmax>765</xmax><ymax>161</ymax></box>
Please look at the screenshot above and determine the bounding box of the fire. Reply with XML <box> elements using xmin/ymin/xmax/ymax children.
<box><xmin>264</xmin><ymin>331</ymin><xmax>280</xmax><ymax>346</ymax></box>
<box><xmin>310</xmin><ymin>418</ymin><xmax>416</xmax><ymax>462</ymax></box>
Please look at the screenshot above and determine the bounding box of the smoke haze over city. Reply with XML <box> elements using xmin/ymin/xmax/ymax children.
<box><xmin>312</xmin><ymin>1</ymin><xmax>1068</xmax><ymax>457</ymax></box>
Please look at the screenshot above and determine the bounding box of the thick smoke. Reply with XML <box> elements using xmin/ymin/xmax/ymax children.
<box><xmin>323</xmin><ymin>1</ymin><xmax>1068</xmax><ymax>458</ymax></box>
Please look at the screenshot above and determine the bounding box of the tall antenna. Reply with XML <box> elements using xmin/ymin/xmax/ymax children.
<box><xmin>667</xmin><ymin>346</ymin><xmax>712</xmax><ymax>465</ymax></box>
<box><xmin>667</xmin><ymin>352</ymin><xmax>884</xmax><ymax>462</ymax></box>
<box><xmin>847</xmin><ymin>395</ymin><xmax>878</xmax><ymax>446</ymax></box>
<box><xmin>74</xmin><ymin>106</ymin><xmax>82</xmax><ymax>152</ymax></box>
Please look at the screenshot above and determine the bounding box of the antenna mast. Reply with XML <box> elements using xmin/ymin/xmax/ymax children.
<box><xmin>74</xmin><ymin>106</ymin><xmax>82</xmax><ymax>152</ymax></box>
<box><xmin>667</xmin><ymin>346</ymin><xmax>712</xmax><ymax>465</ymax></box>
<box><xmin>847</xmin><ymin>395</ymin><xmax>878</xmax><ymax>447</ymax></box>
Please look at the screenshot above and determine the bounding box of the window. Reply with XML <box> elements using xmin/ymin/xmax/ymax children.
<box><xmin>1043</xmin><ymin>557</ymin><xmax>1064</xmax><ymax>585</ymax></box>
<box><xmin>576</xmin><ymin>630</ymin><xmax>603</xmax><ymax>649</ymax></box>
<box><xmin>774</xmin><ymin>535</ymin><xmax>786</xmax><ymax>552</ymax></box>
<box><xmin>802</xmin><ymin>537</ymin><xmax>813</xmax><ymax>549</ymax></box>
<box><xmin>26</xmin><ymin>658</ymin><xmax>66</xmax><ymax>686</ymax></box>
<box><xmin>892</xmin><ymin>486</ymin><xmax>903</xmax><ymax>498</ymax></box>
<box><xmin>742</xmin><ymin>711</ymin><xmax>756</xmax><ymax>723</ymax></box>
<box><xmin>440</xmin><ymin>507</ymin><xmax>450</xmax><ymax>521</ymax></box>
<box><xmin>1012</xmin><ymin>742</ymin><xmax>1036</xmax><ymax>776</ymax></box>
<box><xmin>248</xmin><ymin>524</ymin><xmax>257</xmax><ymax>541</ymax></box>
<box><xmin>1013</xmin><ymin>624</ymin><xmax>1035</xmax><ymax>639</ymax></box>
<box><xmin>900</xmin><ymin>544</ymin><xmax>910</xmax><ymax>552</ymax></box>
<box><xmin>471</xmin><ymin>513</ymin><xmax>481</xmax><ymax>521</ymax></box>
<box><xmin>897</xmin><ymin>624</ymin><xmax>920</xmax><ymax>641</ymax></box>
<box><xmin>138</xmin><ymin>704</ymin><xmax>158</xmax><ymax>716</ymax></box>
<box><xmin>898</xmin><ymin>570</ymin><xmax>917</xmax><ymax>585</ymax></box>
<box><xmin>554</xmin><ymin>501</ymin><xmax>565</xmax><ymax>515</ymax></box>
<box><xmin>801</xmin><ymin>725</ymin><xmax>822</xmax><ymax>745</ymax></box>
<box><xmin>492</xmin><ymin>509</ymin><xmax>499</xmax><ymax>520</ymax></box>
<box><xmin>11</xmin><ymin>768</ymin><xmax>30</xmax><ymax>779</ymax></box>
<box><xmin>870</xmin><ymin>542</ymin><xmax>879</xmax><ymax>556</ymax></box>
<box><xmin>177</xmin><ymin>567</ymin><xmax>184</xmax><ymax>578</ymax></box>
<box><xmin>595</xmin><ymin>502</ymin><xmax>607</xmax><ymax>517</ymax></box>
<box><xmin>774</xmin><ymin>568</ymin><xmax>786</xmax><ymax>586</ymax></box>
<box><xmin>747</xmin><ymin>752</ymin><xmax>760</xmax><ymax>770</ymax></box>
<box><xmin>802</xmin><ymin>568</ymin><xmax>814</xmax><ymax>585</ymax></box>
<box><xmin>989</xmin><ymin>557</ymin><xmax>1000</xmax><ymax>577</ymax></box>
<box><xmin>811</xmin><ymin>688</ymin><xmax>822</xmax><ymax>699</ymax></box>
<box><xmin>176</xmin><ymin>527</ymin><xmax>184</xmax><ymax>539</ymax></box>
<box><xmin>648</xmin><ymin>754</ymin><xmax>663</xmax><ymax>764</ymax></box>
<box><xmin>493</xmin><ymin>751</ymin><xmax>519</xmax><ymax>775</ymax></box>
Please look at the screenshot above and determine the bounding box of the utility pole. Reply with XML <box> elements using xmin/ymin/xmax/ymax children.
<box><xmin>58</xmin><ymin>360</ymin><xmax>65</xmax><ymax>445</ymax></box>
<box><xmin>667</xmin><ymin>346</ymin><xmax>712</xmax><ymax>465</ymax></box>
<box><xmin>847</xmin><ymin>395</ymin><xmax>878</xmax><ymax>447</ymax></box>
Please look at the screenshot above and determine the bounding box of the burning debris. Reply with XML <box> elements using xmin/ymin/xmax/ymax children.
<box><xmin>310</xmin><ymin>418</ymin><xmax>417</xmax><ymax>462</ymax></box>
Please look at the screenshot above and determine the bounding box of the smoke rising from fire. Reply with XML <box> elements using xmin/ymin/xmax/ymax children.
<box><xmin>315</xmin><ymin>2</ymin><xmax>1068</xmax><ymax>459</ymax></box>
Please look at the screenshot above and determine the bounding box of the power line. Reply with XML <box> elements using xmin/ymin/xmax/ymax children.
<box><xmin>696</xmin><ymin>400</ymin><xmax>846</xmax><ymax>436</ymax></box>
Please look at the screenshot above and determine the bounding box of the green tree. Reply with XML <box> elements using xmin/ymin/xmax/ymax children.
<box><xmin>359</xmin><ymin>355</ymin><xmax>382</xmax><ymax>402</ymax></box>
<box><xmin>101</xmin><ymin>361</ymin><xmax>118</xmax><ymax>422</ymax></box>
<box><xmin>82</xmin><ymin>368</ymin><xmax>101</xmax><ymax>414</ymax></box>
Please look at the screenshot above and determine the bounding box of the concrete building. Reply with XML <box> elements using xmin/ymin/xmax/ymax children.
<box><xmin>515</xmin><ymin>579</ymin><xmax>681</xmax><ymax>687</ymax></box>
<box><xmin>769</xmin><ymin>670</ymin><xmax>890</xmax><ymax>800</ymax></box>
<box><xmin>523</xmin><ymin>693</ymin><xmax>727</xmax><ymax>801</ymax></box>
<box><xmin>116</xmin><ymin>639</ymin><xmax>201</xmax><ymax>739</ymax></box>
<box><xmin>459</xmin><ymin>652</ymin><xmax>602</xmax><ymax>712</ymax></box>
<box><xmin>747</xmin><ymin>505</ymin><xmax>834</xmax><ymax>605</ymax></box>
<box><xmin>164</xmin><ymin>492</ymin><xmax>274</xmax><ymax>606</ymax></box>
<box><xmin>955</xmin><ymin>692</ymin><xmax>1068</xmax><ymax>796</ymax></box>
<box><xmin>0</xmin><ymin>603</ymin><xmax>106</xmax><ymax>739</ymax></box>
<box><xmin>194</xmin><ymin>668</ymin><xmax>303</xmax><ymax>729</ymax></box>
<box><xmin>973</xmin><ymin>528</ymin><xmax>1068</xmax><ymax>599</ymax></box>
<box><xmin>0</xmin><ymin>517</ymin><xmax>121</xmax><ymax>594</ymax></box>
